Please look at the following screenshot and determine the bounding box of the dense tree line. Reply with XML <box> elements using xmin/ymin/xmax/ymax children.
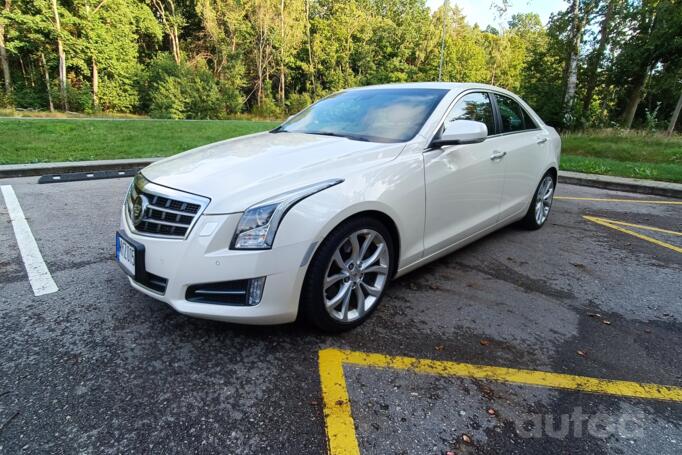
<box><xmin>0</xmin><ymin>0</ymin><xmax>680</xmax><ymax>131</ymax></box>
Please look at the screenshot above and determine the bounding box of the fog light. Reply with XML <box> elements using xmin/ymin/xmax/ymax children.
<box><xmin>247</xmin><ymin>277</ymin><xmax>266</xmax><ymax>306</ymax></box>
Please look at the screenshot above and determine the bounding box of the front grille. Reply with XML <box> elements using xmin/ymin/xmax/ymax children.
<box><xmin>126</xmin><ymin>174</ymin><xmax>209</xmax><ymax>239</ymax></box>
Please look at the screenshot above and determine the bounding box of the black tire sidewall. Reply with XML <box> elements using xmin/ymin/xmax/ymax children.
<box><xmin>521</xmin><ymin>172</ymin><xmax>556</xmax><ymax>230</ymax></box>
<box><xmin>300</xmin><ymin>217</ymin><xmax>395</xmax><ymax>332</ymax></box>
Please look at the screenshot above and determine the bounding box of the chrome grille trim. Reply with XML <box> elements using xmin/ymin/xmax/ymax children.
<box><xmin>125</xmin><ymin>173</ymin><xmax>210</xmax><ymax>240</ymax></box>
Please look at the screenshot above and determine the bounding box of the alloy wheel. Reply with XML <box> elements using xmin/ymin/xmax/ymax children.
<box><xmin>534</xmin><ymin>175</ymin><xmax>554</xmax><ymax>225</ymax></box>
<box><xmin>323</xmin><ymin>229</ymin><xmax>390</xmax><ymax>322</ymax></box>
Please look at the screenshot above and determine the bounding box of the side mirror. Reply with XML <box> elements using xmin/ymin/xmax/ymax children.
<box><xmin>431</xmin><ymin>120</ymin><xmax>488</xmax><ymax>148</ymax></box>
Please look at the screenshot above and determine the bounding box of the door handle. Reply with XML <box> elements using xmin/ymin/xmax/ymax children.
<box><xmin>490</xmin><ymin>151</ymin><xmax>507</xmax><ymax>161</ymax></box>
<box><xmin>536</xmin><ymin>137</ymin><xmax>548</xmax><ymax>144</ymax></box>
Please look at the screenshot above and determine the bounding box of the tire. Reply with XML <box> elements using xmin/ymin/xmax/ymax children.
<box><xmin>519</xmin><ymin>172</ymin><xmax>556</xmax><ymax>230</ymax></box>
<box><xmin>300</xmin><ymin>217</ymin><xmax>395</xmax><ymax>333</ymax></box>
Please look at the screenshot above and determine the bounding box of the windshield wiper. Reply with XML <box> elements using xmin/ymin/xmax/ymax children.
<box><xmin>308</xmin><ymin>131</ymin><xmax>370</xmax><ymax>142</ymax></box>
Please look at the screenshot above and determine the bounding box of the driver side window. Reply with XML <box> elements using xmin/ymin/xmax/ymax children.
<box><xmin>443</xmin><ymin>92</ymin><xmax>495</xmax><ymax>135</ymax></box>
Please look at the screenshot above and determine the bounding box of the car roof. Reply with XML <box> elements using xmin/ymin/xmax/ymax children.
<box><xmin>346</xmin><ymin>82</ymin><xmax>517</xmax><ymax>97</ymax></box>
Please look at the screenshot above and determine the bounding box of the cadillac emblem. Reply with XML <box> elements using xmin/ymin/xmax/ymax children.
<box><xmin>131</xmin><ymin>194</ymin><xmax>148</xmax><ymax>225</ymax></box>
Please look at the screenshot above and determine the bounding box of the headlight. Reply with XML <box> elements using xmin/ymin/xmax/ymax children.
<box><xmin>231</xmin><ymin>179</ymin><xmax>344</xmax><ymax>249</ymax></box>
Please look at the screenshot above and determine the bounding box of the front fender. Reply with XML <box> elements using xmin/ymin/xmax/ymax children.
<box><xmin>273</xmin><ymin>151</ymin><xmax>426</xmax><ymax>270</ymax></box>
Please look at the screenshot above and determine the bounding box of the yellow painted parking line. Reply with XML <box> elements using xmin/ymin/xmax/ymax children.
<box><xmin>319</xmin><ymin>348</ymin><xmax>682</xmax><ymax>455</ymax></box>
<box><xmin>555</xmin><ymin>196</ymin><xmax>682</xmax><ymax>205</ymax></box>
<box><xmin>584</xmin><ymin>216</ymin><xmax>682</xmax><ymax>253</ymax></box>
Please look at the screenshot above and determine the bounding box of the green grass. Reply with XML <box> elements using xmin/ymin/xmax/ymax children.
<box><xmin>561</xmin><ymin>129</ymin><xmax>682</xmax><ymax>183</ymax></box>
<box><xmin>0</xmin><ymin>118</ymin><xmax>279</xmax><ymax>164</ymax></box>
<box><xmin>2</xmin><ymin>119</ymin><xmax>681</xmax><ymax>183</ymax></box>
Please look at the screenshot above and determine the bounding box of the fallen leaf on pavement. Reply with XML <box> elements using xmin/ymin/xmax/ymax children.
<box><xmin>462</xmin><ymin>434</ymin><xmax>472</xmax><ymax>444</ymax></box>
<box><xmin>435</xmin><ymin>345</ymin><xmax>444</xmax><ymax>351</ymax></box>
<box><xmin>480</xmin><ymin>339</ymin><xmax>490</xmax><ymax>346</ymax></box>
<box><xmin>487</xmin><ymin>408</ymin><xmax>496</xmax><ymax>416</ymax></box>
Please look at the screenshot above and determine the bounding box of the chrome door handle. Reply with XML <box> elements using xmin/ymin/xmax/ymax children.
<box><xmin>490</xmin><ymin>151</ymin><xmax>507</xmax><ymax>161</ymax></box>
<box><xmin>537</xmin><ymin>137</ymin><xmax>548</xmax><ymax>144</ymax></box>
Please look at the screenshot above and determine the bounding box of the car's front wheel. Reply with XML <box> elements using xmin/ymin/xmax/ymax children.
<box><xmin>520</xmin><ymin>172</ymin><xmax>556</xmax><ymax>230</ymax></box>
<box><xmin>301</xmin><ymin>217</ymin><xmax>394</xmax><ymax>332</ymax></box>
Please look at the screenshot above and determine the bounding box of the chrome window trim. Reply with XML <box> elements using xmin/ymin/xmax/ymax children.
<box><xmin>425</xmin><ymin>88</ymin><xmax>543</xmax><ymax>148</ymax></box>
<box><xmin>125</xmin><ymin>173</ymin><xmax>211</xmax><ymax>240</ymax></box>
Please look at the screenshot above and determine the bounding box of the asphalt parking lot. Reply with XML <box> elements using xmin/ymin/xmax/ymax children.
<box><xmin>0</xmin><ymin>175</ymin><xmax>680</xmax><ymax>454</ymax></box>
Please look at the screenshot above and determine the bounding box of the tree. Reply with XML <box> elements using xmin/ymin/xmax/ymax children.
<box><xmin>5</xmin><ymin>0</ymin><xmax>62</xmax><ymax>109</ymax></box>
<box><xmin>275</xmin><ymin>0</ymin><xmax>304</xmax><ymax>105</ymax></box>
<box><xmin>667</xmin><ymin>82</ymin><xmax>682</xmax><ymax>136</ymax></box>
<box><xmin>0</xmin><ymin>0</ymin><xmax>12</xmax><ymax>95</ymax></box>
<box><xmin>50</xmin><ymin>0</ymin><xmax>67</xmax><ymax>109</ymax></box>
<box><xmin>563</xmin><ymin>0</ymin><xmax>595</xmax><ymax>126</ymax></box>
<box><xmin>618</xmin><ymin>0</ymin><xmax>682</xmax><ymax>128</ymax></box>
<box><xmin>77</xmin><ymin>0</ymin><xmax>160</xmax><ymax>111</ymax></box>
<box><xmin>582</xmin><ymin>0</ymin><xmax>620</xmax><ymax>113</ymax></box>
<box><xmin>151</xmin><ymin>0</ymin><xmax>183</xmax><ymax>64</ymax></box>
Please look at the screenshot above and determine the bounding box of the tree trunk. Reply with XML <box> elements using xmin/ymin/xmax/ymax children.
<box><xmin>51</xmin><ymin>0</ymin><xmax>68</xmax><ymax>111</ymax></box>
<box><xmin>171</xmin><ymin>26</ymin><xmax>180</xmax><ymax>63</ymax></box>
<box><xmin>279</xmin><ymin>0</ymin><xmax>285</xmax><ymax>106</ymax></box>
<box><xmin>39</xmin><ymin>52</ymin><xmax>54</xmax><ymax>112</ymax></box>
<box><xmin>622</xmin><ymin>68</ymin><xmax>649</xmax><ymax>129</ymax></box>
<box><xmin>305</xmin><ymin>0</ymin><xmax>316</xmax><ymax>96</ymax></box>
<box><xmin>18</xmin><ymin>54</ymin><xmax>25</xmax><ymax>82</ymax></box>
<box><xmin>168</xmin><ymin>0</ymin><xmax>180</xmax><ymax>63</ymax></box>
<box><xmin>0</xmin><ymin>0</ymin><xmax>11</xmax><ymax>95</ymax></box>
<box><xmin>582</xmin><ymin>0</ymin><xmax>616</xmax><ymax>112</ymax></box>
<box><xmin>562</xmin><ymin>0</ymin><xmax>582</xmax><ymax>122</ymax></box>
<box><xmin>438</xmin><ymin>0</ymin><xmax>448</xmax><ymax>82</ymax></box>
<box><xmin>92</xmin><ymin>57</ymin><xmax>98</xmax><ymax>109</ymax></box>
<box><xmin>152</xmin><ymin>0</ymin><xmax>181</xmax><ymax>64</ymax></box>
<box><xmin>667</xmin><ymin>89</ymin><xmax>682</xmax><ymax>136</ymax></box>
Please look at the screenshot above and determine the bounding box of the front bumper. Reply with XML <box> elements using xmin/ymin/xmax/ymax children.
<box><xmin>119</xmin><ymin>205</ymin><xmax>312</xmax><ymax>324</ymax></box>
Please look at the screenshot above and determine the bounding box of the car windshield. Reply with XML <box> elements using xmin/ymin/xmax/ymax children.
<box><xmin>274</xmin><ymin>88</ymin><xmax>448</xmax><ymax>143</ymax></box>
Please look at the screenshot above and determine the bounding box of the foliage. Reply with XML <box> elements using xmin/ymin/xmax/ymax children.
<box><xmin>0</xmin><ymin>0</ymin><xmax>680</xmax><ymax>132</ymax></box>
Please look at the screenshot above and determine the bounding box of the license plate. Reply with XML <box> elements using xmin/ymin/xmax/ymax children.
<box><xmin>116</xmin><ymin>233</ymin><xmax>136</xmax><ymax>277</ymax></box>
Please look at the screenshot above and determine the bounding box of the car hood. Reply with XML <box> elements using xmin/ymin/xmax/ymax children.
<box><xmin>141</xmin><ymin>131</ymin><xmax>403</xmax><ymax>214</ymax></box>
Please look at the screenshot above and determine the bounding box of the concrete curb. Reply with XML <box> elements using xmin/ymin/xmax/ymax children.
<box><xmin>1</xmin><ymin>158</ymin><xmax>680</xmax><ymax>199</ymax></box>
<box><xmin>558</xmin><ymin>171</ymin><xmax>682</xmax><ymax>199</ymax></box>
<box><xmin>0</xmin><ymin>158</ymin><xmax>161</xmax><ymax>178</ymax></box>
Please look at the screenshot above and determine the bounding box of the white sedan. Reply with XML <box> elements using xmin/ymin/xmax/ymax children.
<box><xmin>116</xmin><ymin>82</ymin><xmax>560</xmax><ymax>332</ymax></box>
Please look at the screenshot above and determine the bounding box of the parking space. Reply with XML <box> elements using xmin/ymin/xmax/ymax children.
<box><xmin>0</xmin><ymin>176</ymin><xmax>680</xmax><ymax>454</ymax></box>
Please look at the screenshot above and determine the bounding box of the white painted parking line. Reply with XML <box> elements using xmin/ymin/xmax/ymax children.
<box><xmin>1</xmin><ymin>185</ymin><xmax>58</xmax><ymax>296</ymax></box>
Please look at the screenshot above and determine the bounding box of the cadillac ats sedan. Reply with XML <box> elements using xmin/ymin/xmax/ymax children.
<box><xmin>116</xmin><ymin>82</ymin><xmax>561</xmax><ymax>332</ymax></box>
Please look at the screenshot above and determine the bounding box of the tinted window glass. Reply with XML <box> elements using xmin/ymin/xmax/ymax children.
<box><xmin>494</xmin><ymin>94</ymin><xmax>537</xmax><ymax>132</ymax></box>
<box><xmin>277</xmin><ymin>88</ymin><xmax>448</xmax><ymax>143</ymax></box>
<box><xmin>444</xmin><ymin>92</ymin><xmax>495</xmax><ymax>135</ymax></box>
<box><xmin>521</xmin><ymin>106</ymin><xmax>538</xmax><ymax>129</ymax></box>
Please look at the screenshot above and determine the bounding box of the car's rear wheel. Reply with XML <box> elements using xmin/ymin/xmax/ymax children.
<box><xmin>520</xmin><ymin>172</ymin><xmax>555</xmax><ymax>230</ymax></box>
<box><xmin>301</xmin><ymin>217</ymin><xmax>394</xmax><ymax>332</ymax></box>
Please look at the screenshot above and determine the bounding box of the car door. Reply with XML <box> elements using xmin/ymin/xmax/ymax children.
<box><xmin>492</xmin><ymin>93</ymin><xmax>550</xmax><ymax>220</ymax></box>
<box><xmin>423</xmin><ymin>91</ymin><xmax>506</xmax><ymax>256</ymax></box>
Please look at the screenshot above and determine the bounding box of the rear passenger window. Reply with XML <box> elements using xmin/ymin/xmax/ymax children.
<box><xmin>444</xmin><ymin>92</ymin><xmax>495</xmax><ymax>135</ymax></box>
<box><xmin>494</xmin><ymin>94</ymin><xmax>537</xmax><ymax>132</ymax></box>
